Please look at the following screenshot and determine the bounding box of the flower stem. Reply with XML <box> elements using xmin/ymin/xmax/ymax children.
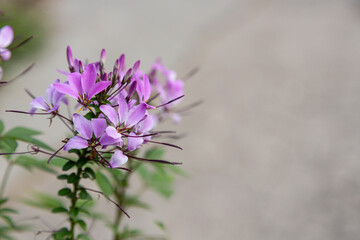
<box><xmin>113</xmin><ymin>161</ymin><xmax>138</xmax><ymax>240</ymax></box>
<box><xmin>69</xmin><ymin>165</ymin><xmax>83</xmax><ymax>240</ymax></box>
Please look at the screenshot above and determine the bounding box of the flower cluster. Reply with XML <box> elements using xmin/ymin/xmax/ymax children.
<box><xmin>0</xmin><ymin>25</ymin><xmax>14</xmax><ymax>80</ymax></box>
<box><xmin>30</xmin><ymin>47</ymin><xmax>184</xmax><ymax>168</ymax></box>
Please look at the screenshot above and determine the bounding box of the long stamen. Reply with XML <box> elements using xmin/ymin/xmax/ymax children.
<box><xmin>147</xmin><ymin>140</ymin><xmax>183</xmax><ymax>150</ymax></box>
<box><xmin>125</xmin><ymin>153</ymin><xmax>182</xmax><ymax>165</ymax></box>
<box><xmin>156</xmin><ymin>95</ymin><xmax>184</xmax><ymax>108</ymax></box>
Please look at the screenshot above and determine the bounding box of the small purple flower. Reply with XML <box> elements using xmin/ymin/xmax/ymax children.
<box><xmin>63</xmin><ymin>114</ymin><xmax>119</xmax><ymax>151</ymax></box>
<box><xmin>30</xmin><ymin>79</ymin><xmax>65</xmax><ymax>114</ymax></box>
<box><xmin>127</xmin><ymin>114</ymin><xmax>155</xmax><ymax>151</ymax></box>
<box><xmin>135</xmin><ymin>74</ymin><xmax>154</xmax><ymax>108</ymax></box>
<box><xmin>0</xmin><ymin>25</ymin><xmax>13</xmax><ymax>80</ymax></box>
<box><xmin>100</xmin><ymin>95</ymin><xmax>147</xmax><ymax>143</ymax></box>
<box><xmin>109</xmin><ymin>150</ymin><xmax>128</xmax><ymax>168</ymax></box>
<box><xmin>0</xmin><ymin>25</ymin><xmax>13</xmax><ymax>61</ymax></box>
<box><xmin>54</xmin><ymin>64</ymin><xmax>111</xmax><ymax>108</ymax></box>
<box><xmin>152</xmin><ymin>60</ymin><xmax>184</xmax><ymax>109</ymax></box>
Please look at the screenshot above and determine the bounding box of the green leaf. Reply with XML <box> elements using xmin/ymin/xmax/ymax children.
<box><xmin>67</xmin><ymin>173</ymin><xmax>79</xmax><ymax>184</ymax></box>
<box><xmin>79</xmin><ymin>189</ymin><xmax>92</xmax><ymax>200</ymax></box>
<box><xmin>4</xmin><ymin>127</ymin><xmax>53</xmax><ymax>151</ymax></box>
<box><xmin>62</xmin><ymin>161</ymin><xmax>75</xmax><ymax>171</ymax></box>
<box><xmin>53</xmin><ymin>227</ymin><xmax>71</xmax><ymax>239</ymax></box>
<box><xmin>155</xmin><ymin>220</ymin><xmax>166</xmax><ymax>231</ymax></box>
<box><xmin>0</xmin><ymin>208</ymin><xmax>17</xmax><ymax>215</ymax></box>
<box><xmin>48</xmin><ymin>157</ymin><xmax>68</xmax><ymax>168</ymax></box>
<box><xmin>145</xmin><ymin>148</ymin><xmax>165</xmax><ymax>159</ymax></box>
<box><xmin>21</xmin><ymin>192</ymin><xmax>64</xmax><ymax>210</ymax></box>
<box><xmin>150</xmin><ymin>172</ymin><xmax>174</xmax><ymax>198</ymax></box>
<box><xmin>0</xmin><ymin>215</ymin><xmax>15</xmax><ymax>227</ymax></box>
<box><xmin>57</xmin><ymin>174</ymin><xmax>69</xmax><ymax>180</ymax></box>
<box><xmin>124</xmin><ymin>196</ymin><xmax>150</xmax><ymax>210</ymax></box>
<box><xmin>95</xmin><ymin>171</ymin><xmax>113</xmax><ymax>196</ymax></box>
<box><xmin>168</xmin><ymin>165</ymin><xmax>188</xmax><ymax>177</ymax></box>
<box><xmin>77</xmin><ymin>219</ymin><xmax>87</xmax><ymax>231</ymax></box>
<box><xmin>13</xmin><ymin>155</ymin><xmax>56</xmax><ymax>173</ymax></box>
<box><xmin>0</xmin><ymin>198</ymin><xmax>8</xmax><ymax>206</ymax></box>
<box><xmin>52</xmin><ymin>207</ymin><xmax>68</xmax><ymax>214</ymax></box>
<box><xmin>70</xmin><ymin>207</ymin><xmax>79</xmax><ymax>218</ymax></box>
<box><xmin>77</xmin><ymin>233</ymin><xmax>90</xmax><ymax>240</ymax></box>
<box><xmin>58</xmin><ymin>188</ymin><xmax>72</xmax><ymax>196</ymax></box>
<box><xmin>0</xmin><ymin>120</ymin><xmax>4</xmax><ymax>134</ymax></box>
<box><xmin>0</xmin><ymin>137</ymin><xmax>18</xmax><ymax>153</ymax></box>
<box><xmin>84</xmin><ymin>167</ymin><xmax>96</xmax><ymax>179</ymax></box>
<box><xmin>76</xmin><ymin>158</ymin><xmax>87</xmax><ymax>168</ymax></box>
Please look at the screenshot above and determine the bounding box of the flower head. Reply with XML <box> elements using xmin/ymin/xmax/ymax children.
<box><xmin>30</xmin><ymin>79</ymin><xmax>66</xmax><ymax>114</ymax></box>
<box><xmin>54</xmin><ymin>64</ymin><xmax>111</xmax><ymax>108</ymax></box>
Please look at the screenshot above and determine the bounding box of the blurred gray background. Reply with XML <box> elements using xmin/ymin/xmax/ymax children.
<box><xmin>2</xmin><ymin>0</ymin><xmax>360</xmax><ymax>239</ymax></box>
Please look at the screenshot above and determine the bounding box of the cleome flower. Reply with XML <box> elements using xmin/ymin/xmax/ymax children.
<box><xmin>54</xmin><ymin>64</ymin><xmax>111</xmax><ymax>109</ymax></box>
<box><xmin>0</xmin><ymin>25</ymin><xmax>13</xmax><ymax>80</ymax></box>
<box><xmin>30</xmin><ymin>79</ymin><xmax>66</xmax><ymax>114</ymax></box>
<box><xmin>63</xmin><ymin>114</ymin><xmax>125</xmax><ymax>168</ymax></box>
<box><xmin>100</xmin><ymin>95</ymin><xmax>148</xmax><ymax>147</ymax></box>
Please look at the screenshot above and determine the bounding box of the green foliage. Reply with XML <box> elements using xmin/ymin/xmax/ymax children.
<box><xmin>22</xmin><ymin>192</ymin><xmax>64</xmax><ymax>211</ymax></box>
<box><xmin>58</xmin><ymin>188</ymin><xmax>72</xmax><ymax>197</ymax></box>
<box><xmin>4</xmin><ymin>126</ymin><xmax>53</xmax><ymax>151</ymax></box>
<box><xmin>95</xmin><ymin>171</ymin><xmax>113</xmax><ymax>197</ymax></box>
<box><xmin>13</xmin><ymin>155</ymin><xmax>56</xmax><ymax>173</ymax></box>
<box><xmin>62</xmin><ymin>161</ymin><xmax>75</xmax><ymax>171</ymax></box>
<box><xmin>136</xmin><ymin>148</ymin><xmax>179</xmax><ymax>198</ymax></box>
<box><xmin>0</xmin><ymin>120</ymin><xmax>4</xmax><ymax>135</ymax></box>
<box><xmin>155</xmin><ymin>221</ymin><xmax>166</xmax><ymax>231</ymax></box>
<box><xmin>53</xmin><ymin>228</ymin><xmax>71</xmax><ymax>240</ymax></box>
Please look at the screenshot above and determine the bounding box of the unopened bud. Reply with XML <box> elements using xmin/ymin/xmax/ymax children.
<box><xmin>66</xmin><ymin>46</ymin><xmax>74</xmax><ymax>69</ymax></box>
<box><xmin>100</xmin><ymin>48</ymin><xmax>106</xmax><ymax>64</ymax></box>
<box><xmin>133</xmin><ymin>60</ymin><xmax>140</xmax><ymax>73</ymax></box>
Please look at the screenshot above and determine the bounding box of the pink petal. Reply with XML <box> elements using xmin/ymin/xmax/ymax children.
<box><xmin>109</xmin><ymin>150</ymin><xmax>128</xmax><ymax>168</ymax></box>
<box><xmin>143</xmin><ymin>74</ymin><xmax>152</xmax><ymax>101</ymax></box>
<box><xmin>99</xmin><ymin>133</ymin><xmax>122</xmax><ymax>147</ymax></box>
<box><xmin>88</xmin><ymin>81</ymin><xmax>111</xmax><ymax>99</ymax></box>
<box><xmin>139</xmin><ymin>115</ymin><xmax>154</xmax><ymax>133</ymax></box>
<box><xmin>67</xmin><ymin>72</ymin><xmax>82</xmax><ymax>95</ymax></box>
<box><xmin>91</xmin><ymin>118</ymin><xmax>107</xmax><ymax>138</ymax></box>
<box><xmin>99</xmin><ymin>105</ymin><xmax>119</xmax><ymax>126</ymax></box>
<box><xmin>0</xmin><ymin>26</ymin><xmax>13</xmax><ymax>48</ymax></box>
<box><xmin>127</xmin><ymin>132</ymin><xmax>144</xmax><ymax>151</ymax></box>
<box><xmin>63</xmin><ymin>136</ymin><xmax>88</xmax><ymax>151</ymax></box>
<box><xmin>73</xmin><ymin>113</ymin><xmax>93</xmax><ymax>139</ymax></box>
<box><xmin>0</xmin><ymin>48</ymin><xmax>11</xmax><ymax>61</ymax></box>
<box><xmin>105</xmin><ymin>126</ymin><xmax>122</xmax><ymax>140</ymax></box>
<box><xmin>81</xmin><ymin>64</ymin><xmax>97</xmax><ymax>96</ymax></box>
<box><xmin>126</xmin><ymin>104</ymin><xmax>146</xmax><ymax>127</ymax></box>
<box><xmin>54</xmin><ymin>83</ymin><xmax>78</xmax><ymax>99</ymax></box>
<box><xmin>30</xmin><ymin>96</ymin><xmax>49</xmax><ymax>111</ymax></box>
<box><xmin>117</xmin><ymin>95</ymin><xmax>128</xmax><ymax>124</ymax></box>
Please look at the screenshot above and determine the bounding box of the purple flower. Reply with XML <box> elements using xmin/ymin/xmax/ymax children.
<box><xmin>135</xmin><ymin>74</ymin><xmax>154</xmax><ymax>108</ymax></box>
<box><xmin>127</xmin><ymin>114</ymin><xmax>155</xmax><ymax>151</ymax></box>
<box><xmin>54</xmin><ymin>64</ymin><xmax>111</xmax><ymax>108</ymax></box>
<box><xmin>100</xmin><ymin>96</ymin><xmax>147</xmax><ymax>144</ymax></box>
<box><xmin>0</xmin><ymin>25</ymin><xmax>13</xmax><ymax>80</ymax></box>
<box><xmin>63</xmin><ymin>114</ymin><xmax>118</xmax><ymax>151</ymax></box>
<box><xmin>30</xmin><ymin>79</ymin><xmax>65</xmax><ymax>114</ymax></box>
<box><xmin>109</xmin><ymin>150</ymin><xmax>128</xmax><ymax>168</ymax></box>
<box><xmin>0</xmin><ymin>25</ymin><xmax>13</xmax><ymax>61</ymax></box>
<box><xmin>152</xmin><ymin>60</ymin><xmax>184</xmax><ymax>108</ymax></box>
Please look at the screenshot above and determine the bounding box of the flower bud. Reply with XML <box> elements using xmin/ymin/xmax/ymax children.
<box><xmin>66</xmin><ymin>46</ymin><xmax>74</xmax><ymax>70</ymax></box>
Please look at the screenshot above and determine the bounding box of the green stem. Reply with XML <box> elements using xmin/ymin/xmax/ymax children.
<box><xmin>0</xmin><ymin>161</ymin><xmax>13</xmax><ymax>199</ymax></box>
<box><xmin>69</xmin><ymin>166</ymin><xmax>83</xmax><ymax>240</ymax></box>
<box><xmin>113</xmin><ymin>161</ymin><xmax>139</xmax><ymax>240</ymax></box>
